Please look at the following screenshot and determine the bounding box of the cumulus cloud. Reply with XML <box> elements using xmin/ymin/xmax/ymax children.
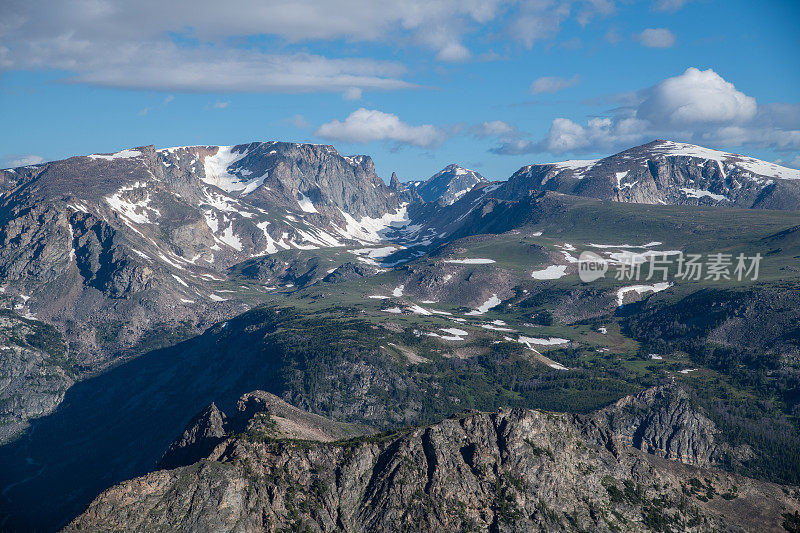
<box><xmin>3</xmin><ymin>155</ymin><xmax>45</xmax><ymax>168</ymax></box>
<box><xmin>493</xmin><ymin>67</ymin><xmax>800</xmax><ymax>156</ymax></box>
<box><xmin>315</xmin><ymin>108</ymin><xmax>446</xmax><ymax>148</ymax></box>
<box><xmin>637</xmin><ymin>67</ymin><xmax>756</xmax><ymax>125</ymax></box>
<box><xmin>635</xmin><ymin>28</ymin><xmax>676</xmax><ymax>48</ymax></box>
<box><xmin>492</xmin><ymin>117</ymin><xmax>645</xmax><ymax>155</ymax></box>
<box><xmin>471</xmin><ymin>120</ymin><xmax>519</xmax><ymax>139</ymax></box>
<box><xmin>530</xmin><ymin>75</ymin><xmax>580</xmax><ymax>95</ymax></box>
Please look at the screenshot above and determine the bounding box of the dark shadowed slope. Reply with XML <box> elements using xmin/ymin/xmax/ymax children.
<box><xmin>0</xmin><ymin>323</ymin><xmax>284</xmax><ymax>531</ymax></box>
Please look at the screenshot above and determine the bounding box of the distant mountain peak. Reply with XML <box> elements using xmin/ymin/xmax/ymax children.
<box><xmin>506</xmin><ymin>139</ymin><xmax>800</xmax><ymax>209</ymax></box>
<box><xmin>413</xmin><ymin>163</ymin><xmax>488</xmax><ymax>206</ymax></box>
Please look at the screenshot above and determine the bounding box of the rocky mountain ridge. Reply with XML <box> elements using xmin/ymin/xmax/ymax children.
<box><xmin>158</xmin><ymin>390</ymin><xmax>372</xmax><ymax>470</ymax></box>
<box><xmin>500</xmin><ymin>140</ymin><xmax>800</xmax><ymax>209</ymax></box>
<box><xmin>65</xmin><ymin>385</ymin><xmax>800</xmax><ymax>532</ymax></box>
<box><xmin>0</xmin><ymin>142</ymin><xmax>417</xmax><ymax>359</ymax></box>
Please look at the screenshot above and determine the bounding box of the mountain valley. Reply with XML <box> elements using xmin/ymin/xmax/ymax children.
<box><xmin>1</xmin><ymin>139</ymin><xmax>799</xmax><ymax>531</ymax></box>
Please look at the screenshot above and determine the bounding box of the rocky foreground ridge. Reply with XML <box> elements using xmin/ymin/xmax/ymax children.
<box><xmin>66</xmin><ymin>385</ymin><xmax>799</xmax><ymax>532</ymax></box>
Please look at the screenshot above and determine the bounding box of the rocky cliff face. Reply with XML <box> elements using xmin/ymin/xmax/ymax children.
<box><xmin>503</xmin><ymin>140</ymin><xmax>800</xmax><ymax>210</ymax></box>
<box><xmin>157</xmin><ymin>142</ymin><xmax>402</xmax><ymax>220</ymax></box>
<box><xmin>66</xmin><ymin>385</ymin><xmax>800</xmax><ymax>532</ymax></box>
<box><xmin>159</xmin><ymin>390</ymin><xmax>372</xmax><ymax>470</ymax></box>
<box><xmin>591</xmin><ymin>385</ymin><xmax>751</xmax><ymax>468</ymax></box>
<box><xmin>0</xmin><ymin>310</ymin><xmax>73</xmax><ymax>442</ymax></box>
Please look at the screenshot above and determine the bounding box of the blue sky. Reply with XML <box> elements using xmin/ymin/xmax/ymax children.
<box><xmin>1</xmin><ymin>0</ymin><xmax>799</xmax><ymax>181</ymax></box>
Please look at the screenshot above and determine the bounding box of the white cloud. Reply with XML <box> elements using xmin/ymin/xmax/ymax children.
<box><xmin>0</xmin><ymin>0</ymin><xmax>639</xmax><ymax>92</ymax></box>
<box><xmin>59</xmin><ymin>48</ymin><xmax>414</xmax><ymax>93</ymax></box>
<box><xmin>635</xmin><ymin>28</ymin><xmax>676</xmax><ymax>48</ymax></box>
<box><xmin>493</xmin><ymin>67</ymin><xmax>800</xmax><ymax>156</ymax></box>
<box><xmin>492</xmin><ymin>116</ymin><xmax>645</xmax><ymax>154</ymax></box>
<box><xmin>637</xmin><ymin>67</ymin><xmax>757</xmax><ymax>126</ymax></box>
<box><xmin>576</xmin><ymin>0</ymin><xmax>615</xmax><ymax>25</ymax></box>
<box><xmin>315</xmin><ymin>108</ymin><xmax>446</xmax><ymax>148</ymax></box>
<box><xmin>0</xmin><ymin>0</ymin><xmax>513</xmax><ymax>92</ymax></box>
<box><xmin>212</xmin><ymin>100</ymin><xmax>230</xmax><ymax>109</ymax></box>
<box><xmin>343</xmin><ymin>87</ymin><xmax>363</xmax><ymax>101</ymax></box>
<box><xmin>530</xmin><ymin>75</ymin><xmax>580</xmax><ymax>94</ymax></box>
<box><xmin>472</xmin><ymin>120</ymin><xmax>518</xmax><ymax>139</ymax></box>
<box><xmin>506</xmin><ymin>1</ymin><xmax>569</xmax><ymax>48</ymax></box>
<box><xmin>435</xmin><ymin>42</ymin><xmax>472</xmax><ymax>62</ymax></box>
<box><xmin>3</xmin><ymin>155</ymin><xmax>45</xmax><ymax>168</ymax></box>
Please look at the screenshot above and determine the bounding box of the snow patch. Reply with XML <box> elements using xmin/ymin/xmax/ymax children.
<box><xmin>680</xmin><ymin>187</ymin><xmax>728</xmax><ymax>202</ymax></box>
<box><xmin>88</xmin><ymin>149</ymin><xmax>142</xmax><ymax>161</ymax></box>
<box><xmin>545</xmin><ymin>159</ymin><xmax>598</xmax><ymax>178</ymax></box>
<box><xmin>531</xmin><ymin>265</ymin><xmax>567</xmax><ymax>280</ymax></box>
<box><xmin>351</xmin><ymin>246</ymin><xmax>398</xmax><ymax>260</ymax></box>
<box><xmin>444</xmin><ymin>258</ymin><xmax>495</xmax><ymax>264</ymax></box>
<box><xmin>334</xmin><ymin>205</ymin><xmax>410</xmax><ymax>244</ymax></box>
<box><xmin>518</xmin><ymin>336</ymin><xmax>570</xmax><ymax>346</ymax></box>
<box><xmin>105</xmin><ymin>182</ymin><xmax>160</xmax><ymax>225</ymax></box>
<box><xmin>296</xmin><ymin>192</ymin><xmax>318</xmax><ymax>213</ymax></box>
<box><xmin>466</xmin><ymin>294</ymin><xmax>501</xmax><ymax>315</ymax></box>
<box><xmin>616</xmin><ymin>282</ymin><xmax>672</xmax><ymax>306</ymax></box>
<box><xmin>198</xmin><ymin>146</ymin><xmax>268</xmax><ymax>194</ymax></box>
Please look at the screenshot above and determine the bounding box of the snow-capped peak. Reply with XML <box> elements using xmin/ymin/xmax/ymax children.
<box><xmin>648</xmin><ymin>140</ymin><xmax>800</xmax><ymax>180</ymax></box>
<box><xmin>414</xmin><ymin>164</ymin><xmax>488</xmax><ymax>206</ymax></box>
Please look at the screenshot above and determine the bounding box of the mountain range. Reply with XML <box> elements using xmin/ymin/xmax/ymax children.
<box><xmin>1</xmin><ymin>138</ymin><xmax>799</xmax><ymax>531</ymax></box>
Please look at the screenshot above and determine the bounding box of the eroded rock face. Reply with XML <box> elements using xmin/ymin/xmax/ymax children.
<box><xmin>66</xmin><ymin>386</ymin><xmax>800</xmax><ymax>532</ymax></box>
<box><xmin>0</xmin><ymin>312</ymin><xmax>73</xmax><ymax>443</ymax></box>
<box><xmin>159</xmin><ymin>390</ymin><xmax>373</xmax><ymax>471</ymax></box>
<box><xmin>158</xmin><ymin>403</ymin><xmax>229</xmax><ymax>470</ymax></box>
<box><xmin>591</xmin><ymin>385</ymin><xmax>747</xmax><ymax>467</ymax></box>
